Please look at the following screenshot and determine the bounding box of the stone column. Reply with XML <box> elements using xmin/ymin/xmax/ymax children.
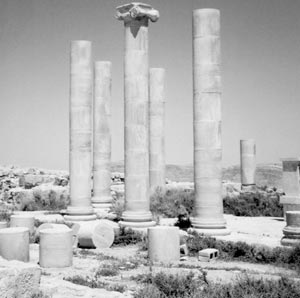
<box><xmin>240</xmin><ymin>139</ymin><xmax>256</xmax><ymax>187</ymax></box>
<box><xmin>149</xmin><ymin>68</ymin><xmax>166</xmax><ymax>190</ymax></box>
<box><xmin>65</xmin><ymin>40</ymin><xmax>96</xmax><ymax>221</ymax></box>
<box><xmin>280</xmin><ymin>158</ymin><xmax>300</xmax><ymax>216</ymax></box>
<box><xmin>191</xmin><ymin>9</ymin><xmax>229</xmax><ymax>235</ymax></box>
<box><xmin>116</xmin><ymin>3</ymin><xmax>159</xmax><ymax>228</ymax></box>
<box><xmin>281</xmin><ymin>211</ymin><xmax>300</xmax><ymax>246</ymax></box>
<box><xmin>92</xmin><ymin>61</ymin><xmax>113</xmax><ymax>214</ymax></box>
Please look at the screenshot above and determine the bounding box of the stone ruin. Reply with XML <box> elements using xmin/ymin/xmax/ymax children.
<box><xmin>0</xmin><ymin>2</ymin><xmax>299</xmax><ymax>297</ymax></box>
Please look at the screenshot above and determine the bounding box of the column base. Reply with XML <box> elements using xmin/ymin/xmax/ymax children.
<box><xmin>189</xmin><ymin>227</ymin><xmax>231</xmax><ymax>236</ymax></box>
<box><xmin>91</xmin><ymin>196</ymin><xmax>112</xmax><ymax>208</ymax></box>
<box><xmin>64</xmin><ymin>206</ymin><xmax>96</xmax><ymax>222</ymax></box>
<box><xmin>191</xmin><ymin>217</ymin><xmax>230</xmax><ymax>236</ymax></box>
<box><xmin>64</xmin><ymin>214</ymin><xmax>97</xmax><ymax>222</ymax></box>
<box><xmin>119</xmin><ymin>220</ymin><xmax>156</xmax><ymax>229</ymax></box>
<box><xmin>121</xmin><ymin>210</ymin><xmax>153</xmax><ymax>222</ymax></box>
<box><xmin>281</xmin><ymin>236</ymin><xmax>300</xmax><ymax>246</ymax></box>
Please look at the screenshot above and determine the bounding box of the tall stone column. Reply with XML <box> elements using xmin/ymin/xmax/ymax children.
<box><xmin>92</xmin><ymin>61</ymin><xmax>113</xmax><ymax>214</ymax></box>
<box><xmin>149</xmin><ymin>68</ymin><xmax>166</xmax><ymax>190</ymax></box>
<box><xmin>240</xmin><ymin>139</ymin><xmax>256</xmax><ymax>187</ymax></box>
<box><xmin>191</xmin><ymin>9</ymin><xmax>229</xmax><ymax>235</ymax></box>
<box><xmin>116</xmin><ymin>3</ymin><xmax>159</xmax><ymax>228</ymax></box>
<box><xmin>65</xmin><ymin>40</ymin><xmax>96</xmax><ymax>221</ymax></box>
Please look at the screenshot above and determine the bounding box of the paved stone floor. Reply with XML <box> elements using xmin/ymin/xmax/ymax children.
<box><xmin>217</xmin><ymin>214</ymin><xmax>285</xmax><ymax>247</ymax></box>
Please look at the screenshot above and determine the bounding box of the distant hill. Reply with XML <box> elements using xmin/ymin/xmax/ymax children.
<box><xmin>111</xmin><ymin>162</ymin><xmax>282</xmax><ymax>188</ymax></box>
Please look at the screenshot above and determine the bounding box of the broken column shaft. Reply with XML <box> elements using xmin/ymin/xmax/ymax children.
<box><xmin>149</xmin><ymin>68</ymin><xmax>166</xmax><ymax>189</ymax></box>
<box><xmin>116</xmin><ymin>3</ymin><xmax>159</xmax><ymax>228</ymax></box>
<box><xmin>191</xmin><ymin>9</ymin><xmax>229</xmax><ymax>235</ymax></box>
<box><xmin>240</xmin><ymin>139</ymin><xmax>256</xmax><ymax>187</ymax></box>
<box><xmin>92</xmin><ymin>61</ymin><xmax>113</xmax><ymax>213</ymax></box>
<box><xmin>65</xmin><ymin>40</ymin><xmax>96</xmax><ymax>221</ymax></box>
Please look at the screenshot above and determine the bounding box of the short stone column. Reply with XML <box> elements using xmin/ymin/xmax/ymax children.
<box><xmin>281</xmin><ymin>211</ymin><xmax>300</xmax><ymax>246</ymax></box>
<box><xmin>0</xmin><ymin>227</ymin><xmax>29</xmax><ymax>262</ymax></box>
<box><xmin>148</xmin><ymin>226</ymin><xmax>180</xmax><ymax>263</ymax></box>
<box><xmin>240</xmin><ymin>139</ymin><xmax>256</xmax><ymax>188</ymax></box>
<box><xmin>0</xmin><ymin>222</ymin><xmax>7</xmax><ymax>229</ymax></box>
<box><xmin>65</xmin><ymin>40</ymin><xmax>96</xmax><ymax>221</ymax></box>
<box><xmin>39</xmin><ymin>228</ymin><xmax>73</xmax><ymax>267</ymax></box>
<box><xmin>191</xmin><ymin>9</ymin><xmax>229</xmax><ymax>235</ymax></box>
<box><xmin>92</xmin><ymin>61</ymin><xmax>113</xmax><ymax>214</ymax></box>
<box><xmin>149</xmin><ymin>68</ymin><xmax>166</xmax><ymax>190</ymax></box>
<box><xmin>280</xmin><ymin>158</ymin><xmax>300</xmax><ymax>216</ymax></box>
<box><xmin>10</xmin><ymin>214</ymin><xmax>35</xmax><ymax>235</ymax></box>
<box><xmin>116</xmin><ymin>3</ymin><xmax>159</xmax><ymax>228</ymax></box>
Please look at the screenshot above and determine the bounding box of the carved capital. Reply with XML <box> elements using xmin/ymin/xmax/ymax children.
<box><xmin>116</xmin><ymin>2</ymin><xmax>159</xmax><ymax>23</ymax></box>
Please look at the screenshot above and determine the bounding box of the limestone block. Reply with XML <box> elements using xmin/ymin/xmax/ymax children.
<box><xmin>0</xmin><ymin>227</ymin><xmax>30</xmax><ymax>262</ymax></box>
<box><xmin>0</xmin><ymin>257</ymin><xmax>41</xmax><ymax>298</ymax></box>
<box><xmin>198</xmin><ymin>248</ymin><xmax>219</xmax><ymax>262</ymax></box>
<box><xmin>39</xmin><ymin>228</ymin><xmax>73</xmax><ymax>268</ymax></box>
<box><xmin>10</xmin><ymin>214</ymin><xmax>35</xmax><ymax>234</ymax></box>
<box><xmin>148</xmin><ymin>226</ymin><xmax>180</xmax><ymax>263</ymax></box>
<box><xmin>77</xmin><ymin>220</ymin><xmax>115</xmax><ymax>248</ymax></box>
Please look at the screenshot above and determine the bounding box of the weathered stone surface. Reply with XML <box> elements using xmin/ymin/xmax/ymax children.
<box><xmin>10</xmin><ymin>214</ymin><xmax>35</xmax><ymax>234</ymax></box>
<box><xmin>191</xmin><ymin>8</ymin><xmax>229</xmax><ymax>235</ymax></box>
<box><xmin>280</xmin><ymin>158</ymin><xmax>300</xmax><ymax>217</ymax></box>
<box><xmin>149</xmin><ymin>68</ymin><xmax>166</xmax><ymax>189</ymax></box>
<box><xmin>77</xmin><ymin>220</ymin><xmax>115</xmax><ymax>248</ymax></box>
<box><xmin>0</xmin><ymin>257</ymin><xmax>41</xmax><ymax>298</ymax></box>
<box><xmin>0</xmin><ymin>227</ymin><xmax>30</xmax><ymax>262</ymax></box>
<box><xmin>39</xmin><ymin>228</ymin><xmax>73</xmax><ymax>268</ymax></box>
<box><xmin>240</xmin><ymin>139</ymin><xmax>256</xmax><ymax>186</ymax></box>
<box><xmin>148</xmin><ymin>226</ymin><xmax>180</xmax><ymax>263</ymax></box>
<box><xmin>117</xmin><ymin>3</ymin><xmax>158</xmax><ymax>228</ymax></box>
<box><xmin>281</xmin><ymin>211</ymin><xmax>300</xmax><ymax>246</ymax></box>
<box><xmin>66</xmin><ymin>40</ymin><xmax>96</xmax><ymax>221</ymax></box>
<box><xmin>92</xmin><ymin>61</ymin><xmax>113</xmax><ymax>213</ymax></box>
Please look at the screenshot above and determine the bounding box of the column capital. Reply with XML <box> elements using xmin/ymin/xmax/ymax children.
<box><xmin>116</xmin><ymin>2</ymin><xmax>159</xmax><ymax>23</ymax></box>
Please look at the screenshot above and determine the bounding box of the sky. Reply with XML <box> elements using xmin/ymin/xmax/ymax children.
<box><xmin>0</xmin><ymin>0</ymin><xmax>299</xmax><ymax>170</ymax></box>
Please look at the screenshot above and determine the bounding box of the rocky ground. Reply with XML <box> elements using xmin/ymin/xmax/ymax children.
<box><xmin>24</xmin><ymin>214</ymin><xmax>295</xmax><ymax>298</ymax></box>
<box><xmin>0</xmin><ymin>164</ymin><xmax>292</xmax><ymax>298</ymax></box>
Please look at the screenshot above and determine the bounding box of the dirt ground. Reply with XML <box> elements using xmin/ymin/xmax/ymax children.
<box><xmin>30</xmin><ymin>215</ymin><xmax>296</xmax><ymax>298</ymax></box>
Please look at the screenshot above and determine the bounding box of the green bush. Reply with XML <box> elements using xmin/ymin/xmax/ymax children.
<box><xmin>197</xmin><ymin>276</ymin><xmax>300</xmax><ymax>298</ymax></box>
<box><xmin>223</xmin><ymin>192</ymin><xmax>283</xmax><ymax>217</ymax></box>
<box><xmin>187</xmin><ymin>232</ymin><xmax>300</xmax><ymax>271</ymax></box>
<box><xmin>64</xmin><ymin>274</ymin><xmax>126</xmax><ymax>293</ymax></box>
<box><xmin>95</xmin><ymin>263</ymin><xmax>119</xmax><ymax>277</ymax></box>
<box><xmin>133</xmin><ymin>272</ymin><xmax>300</xmax><ymax>298</ymax></box>
<box><xmin>150</xmin><ymin>188</ymin><xmax>194</xmax><ymax>218</ymax></box>
<box><xmin>133</xmin><ymin>271</ymin><xmax>204</xmax><ymax>298</ymax></box>
<box><xmin>113</xmin><ymin>227</ymin><xmax>146</xmax><ymax>246</ymax></box>
<box><xmin>149</xmin><ymin>188</ymin><xmax>283</xmax><ymax>218</ymax></box>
